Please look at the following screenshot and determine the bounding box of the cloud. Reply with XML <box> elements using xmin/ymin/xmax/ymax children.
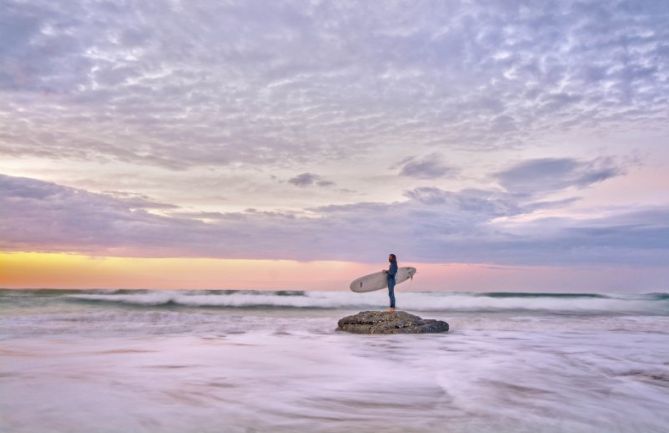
<box><xmin>101</xmin><ymin>190</ymin><xmax>180</xmax><ymax>210</ymax></box>
<box><xmin>496</xmin><ymin>157</ymin><xmax>623</xmax><ymax>196</ymax></box>
<box><xmin>287</xmin><ymin>173</ymin><xmax>334</xmax><ymax>187</ymax></box>
<box><xmin>0</xmin><ymin>0</ymin><xmax>667</xmax><ymax>169</ymax></box>
<box><xmin>0</xmin><ymin>1</ymin><xmax>667</xmax><ymax>273</ymax></box>
<box><xmin>398</xmin><ymin>154</ymin><xmax>456</xmax><ymax>179</ymax></box>
<box><xmin>2</xmin><ymin>173</ymin><xmax>667</xmax><ymax>266</ymax></box>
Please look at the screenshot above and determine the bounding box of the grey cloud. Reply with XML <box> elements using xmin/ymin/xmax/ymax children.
<box><xmin>496</xmin><ymin>157</ymin><xmax>623</xmax><ymax>196</ymax></box>
<box><xmin>0</xmin><ymin>1</ymin><xmax>667</xmax><ymax>169</ymax></box>
<box><xmin>2</xmin><ymin>173</ymin><xmax>667</xmax><ymax>266</ymax></box>
<box><xmin>398</xmin><ymin>154</ymin><xmax>456</xmax><ymax>179</ymax></box>
<box><xmin>102</xmin><ymin>191</ymin><xmax>180</xmax><ymax>210</ymax></box>
<box><xmin>288</xmin><ymin>173</ymin><xmax>333</xmax><ymax>187</ymax></box>
<box><xmin>404</xmin><ymin>187</ymin><xmax>532</xmax><ymax>219</ymax></box>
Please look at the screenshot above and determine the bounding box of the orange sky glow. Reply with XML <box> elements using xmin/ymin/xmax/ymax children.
<box><xmin>2</xmin><ymin>251</ymin><xmax>666</xmax><ymax>292</ymax></box>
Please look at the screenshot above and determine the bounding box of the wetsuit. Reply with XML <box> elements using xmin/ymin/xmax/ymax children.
<box><xmin>387</xmin><ymin>260</ymin><xmax>398</xmax><ymax>308</ymax></box>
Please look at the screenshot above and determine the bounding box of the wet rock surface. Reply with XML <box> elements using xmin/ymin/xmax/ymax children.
<box><xmin>337</xmin><ymin>310</ymin><xmax>449</xmax><ymax>334</ymax></box>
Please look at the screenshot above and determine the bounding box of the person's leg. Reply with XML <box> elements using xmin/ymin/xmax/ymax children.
<box><xmin>388</xmin><ymin>279</ymin><xmax>396</xmax><ymax>309</ymax></box>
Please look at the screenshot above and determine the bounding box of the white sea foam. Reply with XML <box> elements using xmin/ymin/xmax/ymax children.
<box><xmin>2</xmin><ymin>325</ymin><xmax>669</xmax><ymax>433</ymax></box>
<box><xmin>2</xmin><ymin>290</ymin><xmax>669</xmax><ymax>432</ymax></box>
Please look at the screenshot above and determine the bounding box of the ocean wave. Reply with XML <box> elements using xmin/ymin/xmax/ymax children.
<box><xmin>56</xmin><ymin>290</ymin><xmax>669</xmax><ymax>315</ymax></box>
<box><xmin>67</xmin><ymin>292</ymin><xmax>336</xmax><ymax>309</ymax></box>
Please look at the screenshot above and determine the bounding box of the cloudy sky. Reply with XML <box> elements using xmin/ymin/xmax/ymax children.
<box><xmin>1</xmin><ymin>0</ymin><xmax>668</xmax><ymax>291</ymax></box>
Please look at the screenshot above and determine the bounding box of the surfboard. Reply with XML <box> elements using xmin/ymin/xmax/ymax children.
<box><xmin>349</xmin><ymin>267</ymin><xmax>417</xmax><ymax>293</ymax></box>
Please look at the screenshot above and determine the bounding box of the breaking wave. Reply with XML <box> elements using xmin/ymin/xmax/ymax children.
<box><xmin>1</xmin><ymin>289</ymin><xmax>665</xmax><ymax>315</ymax></box>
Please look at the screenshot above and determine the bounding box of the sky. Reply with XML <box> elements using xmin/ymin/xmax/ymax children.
<box><xmin>1</xmin><ymin>0</ymin><xmax>668</xmax><ymax>291</ymax></box>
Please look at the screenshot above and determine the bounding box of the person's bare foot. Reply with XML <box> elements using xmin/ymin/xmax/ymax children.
<box><xmin>387</xmin><ymin>307</ymin><xmax>396</xmax><ymax>313</ymax></box>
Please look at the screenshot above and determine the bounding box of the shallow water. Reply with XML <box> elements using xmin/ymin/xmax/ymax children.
<box><xmin>2</xmin><ymin>290</ymin><xmax>669</xmax><ymax>433</ymax></box>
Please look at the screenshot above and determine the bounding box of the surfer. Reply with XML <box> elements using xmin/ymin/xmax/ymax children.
<box><xmin>383</xmin><ymin>254</ymin><xmax>398</xmax><ymax>311</ymax></box>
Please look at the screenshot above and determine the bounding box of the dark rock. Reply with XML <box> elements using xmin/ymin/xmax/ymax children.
<box><xmin>337</xmin><ymin>310</ymin><xmax>449</xmax><ymax>334</ymax></box>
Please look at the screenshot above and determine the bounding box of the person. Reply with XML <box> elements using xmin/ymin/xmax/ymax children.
<box><xmin>383</xmin><ymin>253</ymin><xmax>398</xmax><ymax>311</ymax></box>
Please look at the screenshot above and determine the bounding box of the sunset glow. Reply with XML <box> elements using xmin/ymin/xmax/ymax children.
<box><xmin>2</xmin><ymin>252</ymin><xmax>666</xmax><ymax>292</ymax></box>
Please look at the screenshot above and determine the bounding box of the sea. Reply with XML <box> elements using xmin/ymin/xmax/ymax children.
<box><xmin>1</xmin><ymin>289</ymin><xmax>669</xmax><ymax>433</ymax></box>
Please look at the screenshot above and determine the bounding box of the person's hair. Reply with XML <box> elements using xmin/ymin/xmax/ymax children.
<box><xmin>389</xmin><ymin>253</ymin><xmax>397</xmax><ymax>262</ymax></box>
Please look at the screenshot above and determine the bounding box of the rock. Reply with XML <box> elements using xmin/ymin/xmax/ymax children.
<box><xmin>337</xmin><ymin>310</ymin><xmax>449</xmax><ymax>334</ymax></box>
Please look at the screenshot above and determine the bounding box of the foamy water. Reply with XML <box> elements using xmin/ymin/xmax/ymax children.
<box><xmin>2</xmin><ymin>289</ymin><xmax>669</xmax><ymax>433</ymax></box>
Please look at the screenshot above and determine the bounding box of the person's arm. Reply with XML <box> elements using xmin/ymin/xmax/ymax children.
<box><xmin>388</xmin><ymin>262</ymin><xmax>398</xmax><ymax>277</ymax></box>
